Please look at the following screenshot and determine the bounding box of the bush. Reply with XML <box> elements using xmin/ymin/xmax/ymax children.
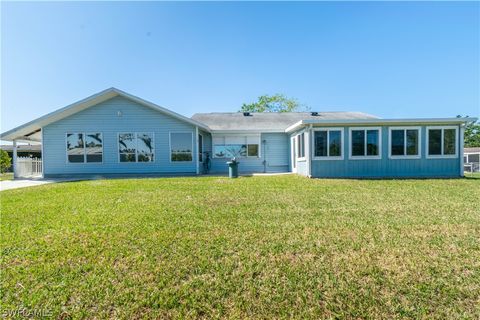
<box><xmin>0</xmin><ymin>149</ymin><xmax>12</xmax><ymax>173</ymax></box>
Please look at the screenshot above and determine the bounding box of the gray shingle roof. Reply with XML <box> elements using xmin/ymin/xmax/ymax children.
<box><xmin>465</xmin><ymin>147</ymin><xmax>480</xmax><ymax>153</ymax></box>
<box><xmin>191</xmin><ymin>112</ymin><xmax>379</xmax><ymax>131</ymax></box>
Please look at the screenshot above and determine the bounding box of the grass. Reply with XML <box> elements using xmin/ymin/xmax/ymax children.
<box><xmin>0</xmin><ymin>173</ymin><xmax>13</xmax><ymax>181</ymax></box>
<box><xmin>1</xmin><ymin>175</ymin><xmax>479</xmax><ymax>319</ymax></box>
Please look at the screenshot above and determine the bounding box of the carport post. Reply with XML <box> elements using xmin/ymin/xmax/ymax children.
<box><xmin>12</xmin><ymin>140</ymin><xmax>18</xmax><ymax>179</ymax></box>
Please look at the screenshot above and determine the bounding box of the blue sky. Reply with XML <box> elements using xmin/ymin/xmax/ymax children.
<box><xmin>1</xmin><ymin>1</ymin><xmax>479</xmax><ymax>135</ymax></box>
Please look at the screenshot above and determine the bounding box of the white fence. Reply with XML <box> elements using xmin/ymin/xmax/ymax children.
<box><xmin>16</xmin><ymin>157</ymin><xmax>43</xmax><ymax>178</ymax></box>
<box><xmin>464</xmin><ymin>162</ymin><xmax>480</xmax><ymax>173</ymax></box>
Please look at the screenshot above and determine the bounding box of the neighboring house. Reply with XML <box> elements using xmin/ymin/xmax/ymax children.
<box><xmin>464</xmin><ymin>147</ymin><xmax>480</xmax><ymax>172</ymax></box>
<box><xmin>1</xmin><ymin>88</ymin><xmax>476</xmax><ymax>179</ymax></box>
<box><xmin>0</xmin><ymin>144</ymin><xmax>42</xmax><ymax>172</ymax></box>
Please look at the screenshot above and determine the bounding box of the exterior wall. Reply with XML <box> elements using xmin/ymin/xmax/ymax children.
<box><xmin>296</xmin><ymin>160</ymin><xmax>308</xmax><ymax>176</ymax></box>
<box><xmin>209</xmin><ymin>132</ymin><xmax>290</xmax><ymax>174</ymax></box>
<box><xmin>43</xmin><ymin>96</ymin><xmax>198</xmax><ymax>176</ymax></box>
<box><xmin>292</xmin><ymin>125</ymin><xmax>462</xmax><ymax>178</ymax></box>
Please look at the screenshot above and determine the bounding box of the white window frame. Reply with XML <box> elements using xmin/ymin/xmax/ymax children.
<box><xmin>312</xmin><ymin>128</ymin><xmax>344</xmax><ymax>160</ymax></box>
<box><xmin>349</xmin><ymin>127</ymin><xmax>382</xmax><ymax>160</ymax></box>
<box><xmin>117</xmin><ymin>132</ymin><xmax>155</xmax><ymax>163</ymax></box>
<box><xmin>66</xmin><ymin>132</ymin><xmax>104</xmax><ymax>164</ymax></box>
<box><xmin>426</xmin><ymin>126</ymin><xmax>458</xmax><ymax>159</ymax></box>
<box><xmin>169</xmin><ymin>131</ymin><xmax>194</xmax><ymax>163</ymax></box>
<box><xmin>297</xmin><ymin>132</ymin><xmax>306</xmax><ymax>161</ymax></box>
<box><xmin>388</xmin><ymin>127</ymin><xmax>421</xmax><ymax>159</ymax></box>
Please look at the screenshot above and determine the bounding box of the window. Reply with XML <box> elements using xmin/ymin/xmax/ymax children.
<box><xmin>247</xmin><ymin>144</ymin><xmax>259</xmax><ymax>157</ymax></box>
<box><xmin>198</xmin><ymin>134</ymin><xmax>203</xmax><ymax>162</ymax></box>
<box><xmin>427</xmin><ymin>127</ymin><xmax>458</xmax><ymax>158</ymax></box>
<box><xmin>389</xmin><ymin>127</ymin><xmax>420</xmax><ymax>158</ymax></box>
<box><xmin>350</xmin><ymin>128</ymin><xmax>381</xmax><ymax>159</ymax></box>
<box><xmin>137</xmin><ymin>133</ymin><xmax>155</xmax><ymax>162</ymax></box>
<box><xmin>314</xmin><ymin>129</ymin><xmax>343</xmax><ymax>159</ymax></box>
<box><xmin>171</xmin><ymin>132</ymin><xmax>193</xmax><ymax>162</ymax></box>
<box><xmin>119</xmin><ymin>132</ymin><xmax>154</xmax><ymax>162</ymax></box>
<box><xmin>297</xmin><ymin>133</ymin><xmax>305</xmax><ymax>158</ymax></box>
<box><xmin>66</xmin><ymin>132</ymin><xmax>103</xmax><ymax>163</ymax></box>
<box><xmin>212</xmin><ymin>135</ymin><xmax>260</xmax><ymax>158</ymax></box>
<box><xmin>213</xmin><ymin>145</ymin><xmax>246</xmax><ymax>158</ymax></box>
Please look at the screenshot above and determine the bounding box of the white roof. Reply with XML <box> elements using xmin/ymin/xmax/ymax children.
<box><xmin>0</xmin><ymin>87</ymin><xmax>210</xmax><ymax>142</ymax></box>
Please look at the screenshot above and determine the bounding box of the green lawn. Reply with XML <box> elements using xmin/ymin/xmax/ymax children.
<box><xmin>0</xmin><ymin>173</ymin><xmax>13</xmax><ymax>181</ymax></box>
<box><xmin>1</xmin><ymin>175</ymin><xmax>479</xmax><ymax>319</ymax></box>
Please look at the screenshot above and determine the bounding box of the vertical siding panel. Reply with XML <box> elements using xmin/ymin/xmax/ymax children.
<box><xmin>310</xmin><ymin>125</ymin><xmax>460</xmax><ymax>178</ymax></box>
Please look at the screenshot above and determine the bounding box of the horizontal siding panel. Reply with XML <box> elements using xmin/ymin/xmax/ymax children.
<box><xmin>209</xmin><ymin>133</ymin><xmax>290</xmax><ymax>174</ymax></box>
<box><xmin>43</xmin><ymin>96</ymin><xmax>197</xmax><ymax>176</ymax></box>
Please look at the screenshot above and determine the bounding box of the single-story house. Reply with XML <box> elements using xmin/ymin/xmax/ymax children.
<box><xmin>1</xmin><ymin>88</ymin><xmax>476</xmax><ymax>179</ymax></box>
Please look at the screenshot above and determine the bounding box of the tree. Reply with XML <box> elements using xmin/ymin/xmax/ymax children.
<box><xmin>457</xmin><ymin>115</ymin><xmax>480</xmax><ymax>147</ymax></box>
<box><xmin>240</xmin><ymin>94</ymin><xmax>306</xmax><ymax>113</ymax></box>
<box><xmin>0</xmin><ymin>149</ymin><xmax>11</xmax><ymax>173</ymax></box>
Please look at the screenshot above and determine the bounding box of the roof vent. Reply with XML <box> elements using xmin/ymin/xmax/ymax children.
<box><xmin>243</xmin><ymin>112</ymin><xmax>252</xmax><ymax>117</ymax></box>
<box><xmin>311</xmin><ymin>111</ymin><xmax>319</xmax><ymax>116</ymax></box>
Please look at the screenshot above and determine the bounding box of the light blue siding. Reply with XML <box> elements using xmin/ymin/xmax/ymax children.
<box><xmin>307</xmin><ymin>125</ymin><xmax>462</xmax><ymax>178</ymax></box>
<box><xmin>43</xmin><ymin>96</ymin><xmax>198</xmax><ymax>176</ymax></box>
<box><xmin>209</xmin><ymin>133</ymin><xmax>290</xmax><ymax>174</ymax></box>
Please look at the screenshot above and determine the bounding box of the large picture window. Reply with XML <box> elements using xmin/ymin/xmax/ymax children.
<box><xmin>170</xmin><ymin>132</ymin><xmax>193</xmax><ymax>162</ymax></box>
<box><xmin>212</xmin><ymin>135</ymin><xmax>260</xmax><ymax>158</ymax></box>
<box><xmin>314</xmin><ymin>129</ymin><xmax>343</xmax><ymax>159</ymax></box>
<box><xmin>350</xmin><ymin>128</ymin><xmax>381</xmax><ymax>159</ymax></box>
<box><xmin>389</xmin><ymin>127</ymin><xmax>420</xmax><ymax>158</ymax></box>
<box><xmin>66</xmin><ymin>132</ymin><xmax>103</xmax><ymax>163</ymax></box>
<box><xmin>119</xmin><ymin>132</ymin><xmax>154</xmax><ymax>162</ymax></box>
<box><xmin>427</xmin><ymin>127</ymin><xmax>458</xmax><ymax>158</ymax></box>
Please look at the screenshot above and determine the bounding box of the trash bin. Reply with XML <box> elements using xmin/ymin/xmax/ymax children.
<box><xmin>226</xmin><ymin>159</ymin><xmax>239</xmax><ymax>178</ymax></box>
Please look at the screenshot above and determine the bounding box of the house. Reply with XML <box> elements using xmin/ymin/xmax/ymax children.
<box><xmin>464</xmin><ymin>147</ymin><xmax>480</xmax><ymax>172</ymax></box>
<box><xmin>1</xmin><ymin>88</ymin><xmax>475</xmax><ymax>179</ymax></box>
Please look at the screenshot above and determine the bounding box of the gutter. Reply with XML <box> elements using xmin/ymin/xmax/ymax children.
<box><xmin>285</xmin><ymin>117</ymin><xmax>478</xmax><ymax>133</ymax></box>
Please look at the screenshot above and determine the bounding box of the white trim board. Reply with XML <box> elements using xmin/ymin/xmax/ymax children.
<box><xmin>425</xmin><ymin>126</ymin><xmax>459</xmax><ymax>159</ymax></box>
<box><xmin>387</xmin><ymin>127</ymin><xmax>422</xmax><ymax>159</ymax></box>
<box><xmin>348</xmin><ymin>127</ymin><xmax>382</xmax><ymax>160</ymax></box>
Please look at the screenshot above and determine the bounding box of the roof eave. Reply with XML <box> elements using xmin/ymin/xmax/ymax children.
<box><xmin>0</xmin><ymin>87</ymin><xmax>211</xmax><ymax>141</ymax></box>
<box><xmin>285</xmin><ymin>117</ymin><xmax>477</xmax><ymax>133</ymax></box>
